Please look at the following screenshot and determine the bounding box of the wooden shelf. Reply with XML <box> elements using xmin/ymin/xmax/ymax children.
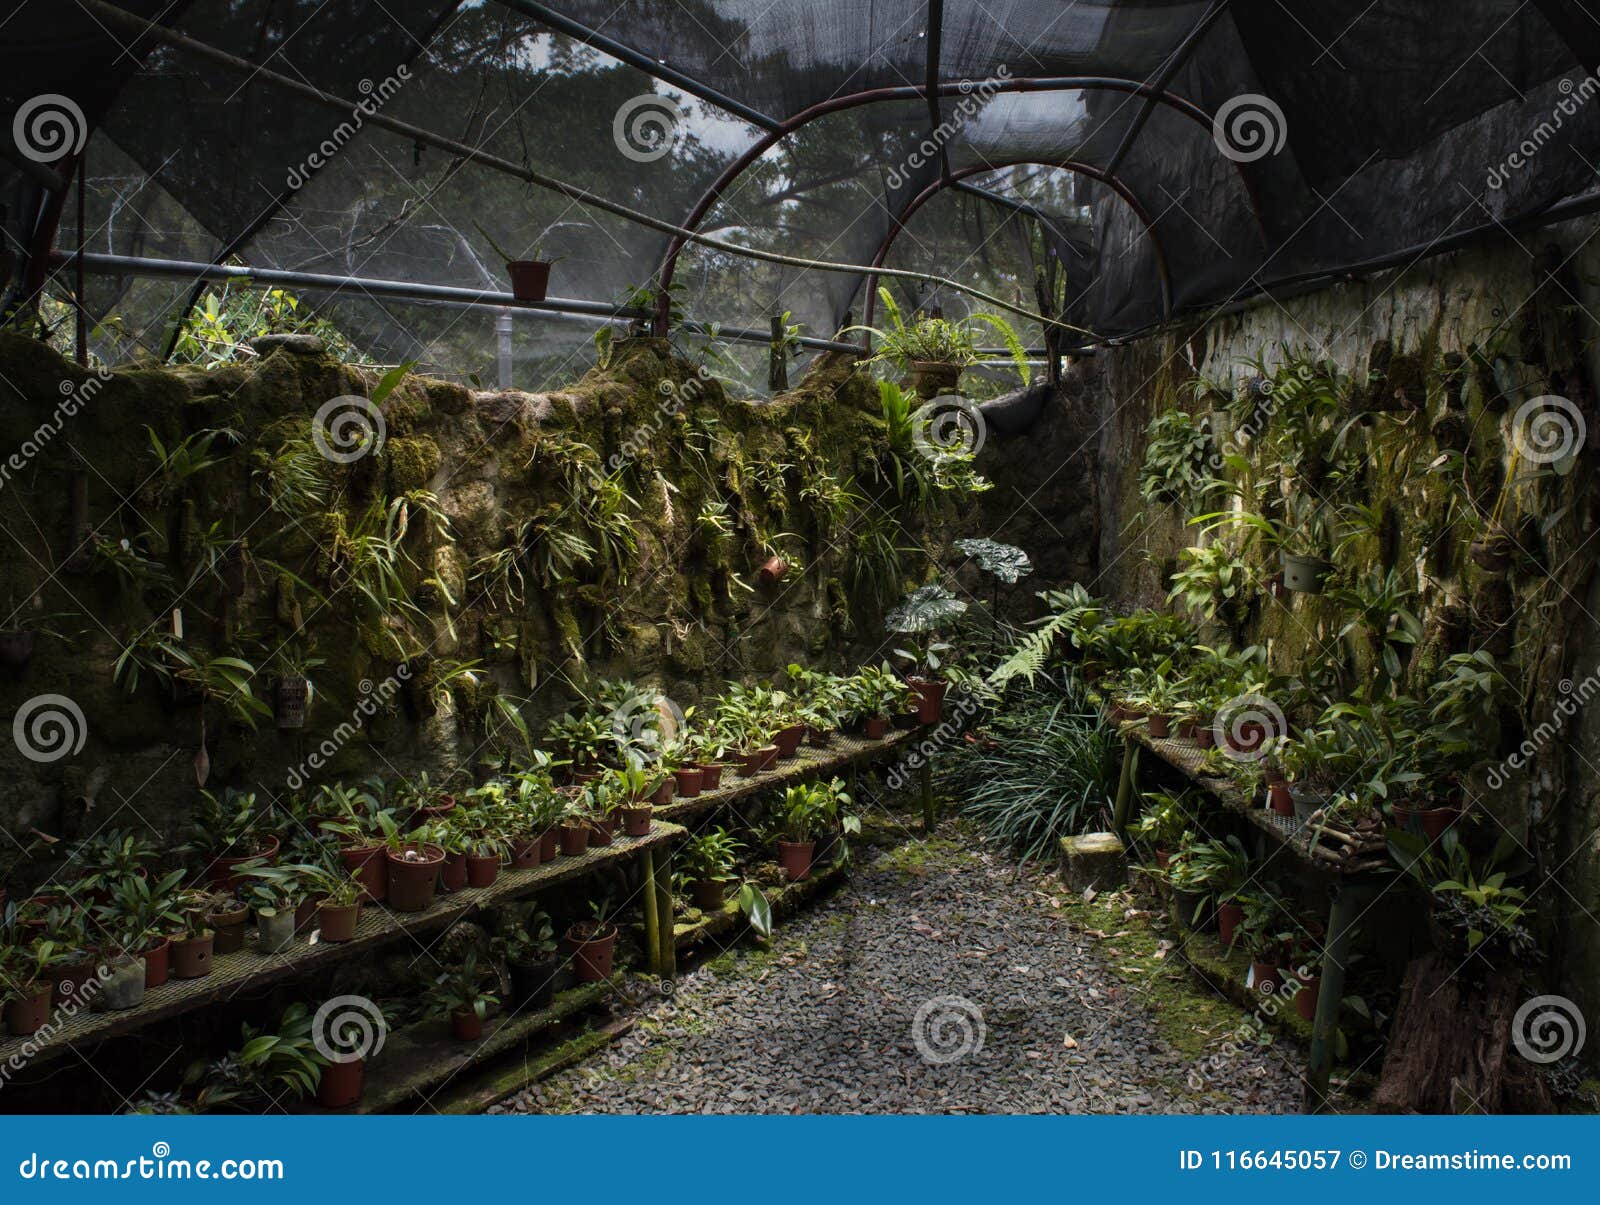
<box><xmin>0</xmin><ymin>823</ymin><xmax>684</xmax><ymax>1071</ymax></box>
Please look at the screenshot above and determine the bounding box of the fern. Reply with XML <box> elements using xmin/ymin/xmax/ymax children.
<box><xmin>972</xmin><ymin>313</ymin><xmax>1031</xmax><ymax>385</ymax></box>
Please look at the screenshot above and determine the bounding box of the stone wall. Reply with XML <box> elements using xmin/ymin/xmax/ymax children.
<box><xmin>0</xmin><ymin>330</ymin><xmax>1092</xmax><ymax>887</ymax></box>
<box><xmin>1085</xmin><ymin>217</ymin><xmax>1600</xmax><ymax>1042</ymax></box>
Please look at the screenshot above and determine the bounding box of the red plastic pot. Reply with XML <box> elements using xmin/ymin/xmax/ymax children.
<box><xmin>1195</xmin><ymin>724</ymin><xmax>1217</xmax><ymax>749</ymax></box>
<box><xmin>465</xmin><ymin>854</ymin><xmax>500</xmax><ymax>889</ymax></box>
<box><xmin>205</xmin><ymin>835</ymin><xmax>280</xmax><ymax>891</ymax></box>
<box><xmin>1294</xmin><ymin>973</ymin><xmax>1321</xmax><ymax>1021</ymax></box>
<box><xmin>451</xmin><ymin>1009</ymin><xmax>485</xmax><ymax>1042</ymax></box>
<box><xmin>172</xmin><ymin>932</ymin><xmax>214</xmax><ymax>979</ymax></box>
<box><xmin>316</xmin><ymin>1057</ymin><xmax>365</xmax><ymax>1109</ymax></box>
<box><xmin>567</xmin><ymin>922</ymin><xmax>618</xmax><ymax>983</ymax></box>
<box><xmin>340</xmin><ymin>843</ymin><xmax>387</xmax><ymax>904</ymax></box>
<box><xmin>621</xmin><ymin>805</ymin><xmax>653</xmax><ymax>837</ymax></box>
<box><xmin>863</xmin><ymin>715</ymin><xmax>889</xmax><ymax>740</ymax></box>
<box><xmin>539</xmin><ymin>829</ymin><xmax>560</xmax><ymax>861</ymax></box>
<box><xmin>440</xmin><ymin>852</ymin><xmax>468</xmax><ymax>893</ymax></box>
<box><xmin>589</xmin><ymin>817</ymin><xmax>616</xmax><ymax>847</ymax></box>
<box><xmin>908</xmin><ymin>677</ymin><xmax>946</xmax><ymax>725</ymax></box>
<box><xmin>5</xmin><ymin>985</ymin><xmax>52</xmax><ymax>1035</ymax></box>
<box><xmin>777</xmin><ymin>840</ymin><xmax>815</xmax><ymax>883</ymax></box>
<box><xmin>673</xmin><ymin>766</ymin><xmax>704</xmax><ymax>798</ymax></box>
<box><xmin>737</xmin><ymin>749</ymin><xmax>764</xmax><ymax>778</ymax></box>
<box><xmin>46</xmin><ymin>956</ymin><xmax>97</xmax><ymax>1009</ymax></box>
<box><xmin>506</xmin><ymin>260</ymin><xmax>551</xmax><ymax>302</ymax></box>
<box><xmin>698</xmin><ymin>763</ymin><xmax>724</xmax><ymax>791</ymax></box>
<box><xmin>807</xmin><ymin>726</ymin><xmax>834</xmax><ymax>748</ymax></box>
<box><xmin>691</xmin><ymin>879</ymin><xmax>728</xmax><ymax>911</ymax></box>
<box><xmin>143</xmin><ymin>936</ymin><xmax>171</xmax><ymax>989</ymax></box>
<box><xmin>207</xmin><ymin>905</ymin><xmax>250</xmax><ymax>954</ymax></box>
<box><xmin>384</xmin><ymin>843</ymin><xmax>445</xmax><ymax>913</ymax></box>
<box><xmin>510</xmin><ymin>836</ymin><xmax>541</xmax><ymax>870</ymax></box>
<box><xmin>1217</xmin><ymin>902</ymin><xmax>1244</xmax><ymax>947</ymax></box>
<box><xmin>559</xmin><ymin>824</ymin><xmax>591</xmax><ymax>857</ymax></box>
<box><xmin>774</xmin><ymin>724</ymin><xmax>806</xmax><ymax>758</ymax></box>
<box><xmin>318</xmin><ymin>901</ymin><xmax>361</xmax><ymax>942</ymax></box>
<box><xmin>1268</xmin><ymin>782</ymin><xmax>1294</xmax><ymax>816</ymax></box>
<box><xmin>1146</xmin><ymin>713</ymin><xmax>1172</xmax><ymax>740</ymax></box>
<box><xmin>1250</xmin><ymin>962</ymin><xmax>1282</xmax><ymax>995</ymax></box>
<box><xmin>651</xmin><ymin>780</ymin><xmax>673</xmax><ymax>806</ymax></box>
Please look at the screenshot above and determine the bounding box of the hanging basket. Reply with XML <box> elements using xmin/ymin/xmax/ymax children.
<box><xmin>276</xmin><ymin>675</ymin><xmax>309</xmax><ymax>729</ymax></box>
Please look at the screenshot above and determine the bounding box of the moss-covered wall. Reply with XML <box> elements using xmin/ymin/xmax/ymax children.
<box><xmin>0</xmin><ymin>330</ymin><xmax>1088</xmax><ymax>887</ymax></box>
<box><xmin>1090</xmin><ymin>219</ymin><xmax>1600</xmax><ymax>1040</ymax></box>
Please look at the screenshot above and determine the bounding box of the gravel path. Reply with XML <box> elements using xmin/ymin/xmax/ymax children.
<box><xmin>498</xmin><ymin>825</ymin><xmax>1305</xmax><ymax>1114</ymax></box>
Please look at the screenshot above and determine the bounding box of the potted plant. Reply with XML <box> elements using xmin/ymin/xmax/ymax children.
<box><xmin>678</xmin><ymin>827</ymin><xmax>743</xmax><ymax>911</ymax></box>
<box><xmin>1185</xmin><ymin>836</ymin><xmax>1250</xmax><ymax>944</ymax></box>
<box><xmin>237</xmin><ymin>864</ymin><xmax>305</xmax><ymax>954</ymax></box>
<box><xmin>662</xmin><ymin>739</ymin><xmax>704</xmax><ymax>799</ymax></box>
<box><xmin>557</xmin><ymin>792</ymin><xmax>596</xmax><ymax>857</ymax></box>
<box><xmin>494</xmin><ymin>904</ymin><xmax>560</xmax><ymax>1010</ymax></box>
<box><xmin>887</xmin><ymin>583</ymin><xmax>967</xmax><ymax>724</ymax></box>
<box><xmin>187</xmin><ymin>789</ymin><xmax>279</xmax><ymax>890</ymax></box>
<box><xmin>847</xmin><ymin>664</ymin><xmax>911</xmax><ymax>739</ymax></box>
<box><xmin>846</xmin><ymin>287</ymin><xmax>1032</xmax><ymax>397</ymax></box>
<box><xmin>426</xmin><ymin>950</ymin><xmax>499</xmax><ymax>1041</ymax></box>
<box><xmin>201</xmin><ymin>888</ymin><xmax>251</xmax><ymax>955</ymax></box>
<box><xmin>296</xmin><ymin>865</ymin><xmax>363</xmax><ymax>942</ymax></box>
<box><xmin>96</xmin><ymin>868</ymin><xmax>187</xmax><ymax>989</ymax></box>
<box><xmin>607</xmin><ymin>763</ymin><xmax>660</xmax><ymax>835</ymax></box>
<box><xmin>315</xmin><ymin>1001</ymin><xmax>389</xmax><ymax>1109</ymax></box>
<box><xmin>170</xmin><ymin>896</ymin><xmax>215</xmax><ymax>979</ymax></box>
<box><xmin>1</xmin><ymin>941</ymin><xmax>68</xmax><ymax>1035</ymax></box>
<box><xmin>317</xmin><ymin>781</ymin><xmax>390</xmax><ymax>903</ymax></box>
<box><xmin>1129</xmin><ymin>790</ymin><xmax>1197</xmax><ymax>869</ymax></box>
<box><xmin>1240</xmin><ymin>895</ymin><xmax>1289</xmax><ymax>995</ymax></box>
<box><xmin>565</xmin><ymin>899</ymin><xmax>618</xmax><ymax>983</ymax></box>
<box><xmin>1141</xmin><ymin>674</ymin><xmax>1179</xmax><ymax>740</ymax></box>
<box><xmin>475</xmin><ymin>221</ymin><xmax>555</xmax><ymax>303</ymax></box>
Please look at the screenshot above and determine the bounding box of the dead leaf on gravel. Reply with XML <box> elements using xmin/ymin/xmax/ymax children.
<box><xmin>1062</xmin><ymin>1033</ymin><xmax>1078</xmax><ymax>1049</ymax></box>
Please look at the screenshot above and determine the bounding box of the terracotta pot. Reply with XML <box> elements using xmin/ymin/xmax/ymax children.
<box><xmin>698</xmin><ymin>763</ymin><xmax>724</xmax><ymax>790</ymax></box>
<box><xmin>45</xmin><ymin>955</ymin><xmax>98</xmax><ymax>1009</ymax></box>
<box><xmin>1146</xmin><ymin>713</ymin><xmax>1172</xmax><ymax>740</ymax></box>
<box><xmin>205</xmin><ymin>835</ymin><xmax>280</xmax><ymax>891</ymax></box>
<box><xmin>207</xmin><ymin>905</ymin><xmax>250</xmax><ymax>954</ymax></box>
<box><xmin>1250</xmin><ymin>961</ymin><xmax>1282</xmax><ymax>995</ymax></box>
<box><xmin>384</xmin><ymin>843</ymin><xmax>445</xmax><ymax>913</ymax></box>
<box><xmin>774</xmin><ymin>724</ymin><xmax>806</xmax><ymax>758</ymax></box>
<box><xmin>1217</xmin><ymin>902</ymin><xmax>1244</xmax><ymax>948</ymax></box>
<box><xmin>539</xmin><ymin>829</ymin><xmax>561</xmax><ymax>861</ymax></box>
<box><xmin>777</xmin><ymin>839</ymin><xmax>815</xmax><ymax>882</ymax></box>
<box><xmin>1268</xmin><ymin>782</ymin><xmax>1294</xmax><ymax>816</ymax></box>
<box><xmin>0</xmin><ymin>629</ymin><xmax>35</xmax><ymax>668</ymax></box>
<box><xmin>691</xmin><ymin>879</ymin><xmax>728</xmax><ymax>911</ymax></box>
<box><xmin>567</xmin><ymin>922</ymin><xmax>618</xmax><ymax>983</ymax></box>
<box><xmin>757</xmin><ymin>555</ymin><xmax>789</xmax><ymax>585</ymax></box>
<box><xmin>506</xmin><ymin>259</ymin><xmax>552</xmax><ymax>302</ymax></box>
<box><xmin>318</xmin><ymin>901</ymin><xmax>361</xmax><ymax>943</ymax></box>
<box><xmin>142</xmin><ymin>936</ymin><xmax>171</xmax><ymax>989</ymax></box>
<box><xmin>863</xmin><ymin>715</ymin><xmax>889</xmax><ymax>740</ymax></box>
<box><xmin>908</xmin><ymin>677</ymin><xmax>946</xmax><ymax>725</ymax></box>
<box><xmin>440</xmin><ymin>852</ymin><xmax>469</xmax><ymax>893</ymax></box>
<box><xmin>451</xmin><ymin>1009</ymin><xmax>485</xmax><ymax>1042</ymax></box>
<box><xmin>673</xmin><ymin>766</ymin><xmax>704</xmax><ymax>798</ymax></box>
<box><xmin>507</xmin><ymin>956</ymin><xmax>559</xmax><ymax>1011</ymax></box>
<box><xmin>1294</xmin><ymin>973</ymin><xmax>1321</xmax><ymax>1022</ymax></box>
<box><xmin>316</xmin><ymin>1058</ymin><xmax>365</xmax><ymax>1109</ymax></box>
<box><xmin>340</xmin><ymin>844</ymin><xmax>387</xmax><ymax>904</ymax></box>
<box><xmin>257</xmin><ymin>909</ymin><xmax>297</xmax><ymax>953</ymax></box>
<box><xmin>510</xmin><ymin>836</ymin><xmax>541</xmax><ymax>870</ymax></box>
<box><xmin>171</xmin><ymin>932</ymin><xmax>214</xmax><ymax>979</ymax></box>
<box><xmin>651</xmin><ymin>779</ymin><xmax>673</xmax><ymax>806</ymax></box>
<box><xmin>5</xmin><ymin>984</ymin><xmax>52</xmax><ymax>1035</ymax></box>
<box><xmin>559</xmin><ymin>824</ymin><xmax>591</xmax><ymax>857</ymax></box>
<box><xmin>621</xmin><ymin>805</ymin><xmax>653</xmax><ymax>837</ymax></box>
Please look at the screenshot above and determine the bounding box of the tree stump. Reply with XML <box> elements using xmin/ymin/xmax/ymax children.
<box><xmin>1059</xmin><ymin>832</ymin><xmax>1126</xmax><ymax>894</ymax></box>
<box><xmin>1374</xmin><ymin>952</ymin><xmax>1551</xmax><ymax>1113</ymax></box>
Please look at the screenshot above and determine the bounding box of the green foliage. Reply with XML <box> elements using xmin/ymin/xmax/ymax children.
<box><xmin>1139</xmin><ymin>409</ymin><xmax>1219</xmax><ymax>511</ymax></box>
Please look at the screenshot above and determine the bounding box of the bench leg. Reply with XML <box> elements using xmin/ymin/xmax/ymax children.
<box><xmin>1304</xmin><ymin>886</ymin><xmax>1361</xmax><ymax>1112</ymax></box>
<box><xmin>1111</xmin><ymin>738</ymin><xmax>1141</xmax><ymax>838</ymax></box>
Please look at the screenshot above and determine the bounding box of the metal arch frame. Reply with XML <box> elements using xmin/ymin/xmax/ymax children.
<box><xmin>654</xmin><ymin>75</ymin><xmax>1265</xmax><ymax>333</ymax></box>
<box><xmin>859</xmin><ymin>161</ymin><xmax>1173</xmax><ymax>340</ymax></box>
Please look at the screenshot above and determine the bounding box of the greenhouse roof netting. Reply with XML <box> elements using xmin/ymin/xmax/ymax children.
<box><xmin>3</xmin><ymin>0</ymin><xmax>1599</xmax><ymax>379</ymax></box>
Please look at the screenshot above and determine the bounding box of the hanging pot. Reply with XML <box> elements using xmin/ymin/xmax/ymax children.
<box><xmin>909</xmin><ymin>360</ymin><xmax>961</xmax><ymax>397</ymax></box>
<box><xmin>757</xmin><ymin>555</ymin><xmax>789</xmax><ymax>586</ymax></box>
<box><xmin>506</xmin><ymin>260</ymin><xmax>552</xmax><ymax>302</ymax></box>
<box><xmin>1279</xmin><ymin>551</ymin><xmax>1333</xmax><ymax>594</ymax></box>
<box><xmin>275</xmin><ymin>675</ymin><xmax>309</xmax><ymax>729</ymax></box>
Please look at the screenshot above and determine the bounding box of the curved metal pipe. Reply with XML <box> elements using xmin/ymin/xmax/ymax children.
<box><xmin>655</xmin><ymin>74</ymin><xmax>1265</xmax><ymax>332</ymax></box>
<box><xmin>859</xmin><ymin>161</ymin><xmax>1172</xmax><ymax>342</ymax></box>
